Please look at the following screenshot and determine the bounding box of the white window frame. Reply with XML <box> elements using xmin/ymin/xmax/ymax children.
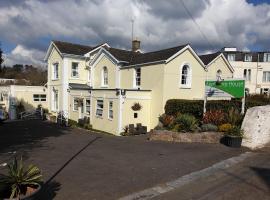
<box><xmin>243</xmin><ymin>69</ymin><xmax>251</xmax><ymax>81</ymax></box>
<box><xmin>108</xmin><ymin>100</ymin><xmax>113</xmax><ymax>120</ymax></box>
<box><xmin>73</xmin><ymin>97</ymin><xmax>79</xmax><ymax>112</ymax></box>
<box><xmin>133</xmin><ymin>68</ymin><xmax>141</xmax><ymax>88</ymax></box>
<box><xmin>180</xmin><ymin>63</ymin><xmax>192</xmax><ymax>88</ymax></box>
<box><xmin>33</xmin><ymin>94</ymin><xmax>46</xmax><ymax>102</ymax></box>
<box><xmin>85</xmin><ymin>98</ymin><xmax>91</xmax><ymax>114</ymax></box>
<box><xmin>263</xmin><ymin>53</ymin><xmax>270</xmax><ymax>62</ymax></box>
<box><xmin>71</xmin><ymin>62</ymin><xmax>79</xmax><ymax>78</ymax></box>
<box><xmin>96</xmin><ymin>99</ymin><xmax>104</xmax><ymax>117</ymax></box>
<box><xmin>227</xmin><ymin>54</ymin><xmax>235</xmax><ymax>62</ymax></box>
<box><xmin>262</xmin><ymin>71</ymin><xmax>270</xmax><ymax>82</ymax></box>
<box><xmin>101</xmin><ymin>66</ymin><xmax>108</xmax><ymax>87</ymax></box>
<box><xmin>52</xmin><ymin>63</ymin><xmax>59</xmax><ymax>80</ymax></box>
<box><xmin>52</xmin><ymin>90</ymin><xmax>59</xmax><ymax>111</ymax></box>
<box><xmin>244</xmin><ymin>54</ymin><xmax>252</xmax><ymax>62</ymax></box>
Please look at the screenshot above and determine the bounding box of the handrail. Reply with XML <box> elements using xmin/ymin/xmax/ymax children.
<box><xmin>19</xmin><ymin>108</ymin><xmax>43</xmax><ymax>120</ymax></box>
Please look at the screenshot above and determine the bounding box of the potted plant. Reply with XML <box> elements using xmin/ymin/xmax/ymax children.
<box><xmin>131</xmin><ymin>102</ymin><xmax>142</xmax><ymax>111</ymax></box>
<box><xmin>0</xmin><ymin>157</ymin><xmax>43</xmax><ymax>200</ymax></box>
<box><xmin>223</xmin><ymin>126</ymin><xmax>244</xmax><ymax>148</ymax></box>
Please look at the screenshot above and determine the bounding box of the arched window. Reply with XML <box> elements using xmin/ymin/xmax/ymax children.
<box><xmin>102</xmin><ymin>66</ymin><xmax>108</xmax><ymax>86</ymax></box>
<box><xmin>180</xmin><ymin>64</ymin><xmax>191</xmax><ymax>87</ymax></box>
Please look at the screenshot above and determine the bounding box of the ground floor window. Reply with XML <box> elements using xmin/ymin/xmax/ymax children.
<box><xmin>262</xmin><ymin>71</ymin><xmax>270</xmax><ymax>82</ymax></box>
<box><xmin>73</xmin><ymin>98</ymin><xmax>79</xmax><ymax>111</ymax></box>
<box><xmin>85</xmin><ymin>99</ymin><xmax>90</xmax><ymax>114</ymax></box>
<box><xmin>96</xmin><ymin>99</ymin><xmax>103</xmax><ymax>117</ymax></box>
<box><xmin>33</xmin><ymin>94</ymin><xmax>46</xmax><ymax>102</ymax></box>
<box><xmin>53</xmin><ymin>90</ymin><xmax>58</xmax><ymax>111</ymax></box>
<box><xmin>108</xmin><ymin>101</ymin><xmax>113</xmax><ymax>119</ymax></box>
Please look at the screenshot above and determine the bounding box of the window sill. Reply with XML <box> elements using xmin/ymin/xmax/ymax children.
<box><xmin>51</xmin><ymin>79</ymin><xmax>59</xmax><ymax>81</ymax></box>
<box><xmin>70</xmin><ymin>77</ymin><xmax>80</xmax><ymax>79</ymax></box>
<box><xmin>95</xmin><ymin>115</ymin><xmax>103</xmax><ymax>119</ymax></box>
<box><xmin>108</xmin><ymin>118</ymin><xmax>113</xmax><ymax>121</ymax></box>
<box><xmin>180</xmin><ymin>85</ymin><xmax>191</xmax><ymax>89</ymax></box>
<box><xmin>101</xmin><ymin>85</ymin><xmax>108</xmax><ymax>88</ymax></box>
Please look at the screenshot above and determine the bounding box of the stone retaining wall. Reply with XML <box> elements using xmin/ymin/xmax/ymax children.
<box><xmin>149</xmin><ymin>130</ymin><xmax>223</xmax><ymax>143</ymax></box>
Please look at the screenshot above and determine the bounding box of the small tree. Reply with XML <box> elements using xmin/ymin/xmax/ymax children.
<box><xmin>0</xmin><ymin>44</ymin><xmax>4</xmax><ymax>70</ymax></box>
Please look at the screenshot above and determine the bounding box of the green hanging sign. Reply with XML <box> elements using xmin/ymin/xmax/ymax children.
<box><xmin>205</xmin><ymin>80</ymin><xmax>245</xmax><ymax>98</ymax></box>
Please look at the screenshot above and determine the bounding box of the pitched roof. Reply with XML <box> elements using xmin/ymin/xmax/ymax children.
<box><xmin>199</xmin><ymin>52</ymin><xmax>221</xmax><ymax>65</ymax></box>
<box><xmin>105</xmin><ymin>44</ymin><xmax>188</xmax><ymax>65</ymax></box>
<box><xmin>53</xmin><ymin>40</ymin><xmax>95</xmax><ymax>56</ymax></box>
<box><xmin>69</xmin><ymin>83</ymin><xmax>91</xmax><ymax>90</ymax></box>
<box><xmin>52</xmin><ymin>40</ymin><xmax>189</xmax><ymax>66</ymax></box>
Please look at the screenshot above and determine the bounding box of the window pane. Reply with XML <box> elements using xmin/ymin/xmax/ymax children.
<box><xmin>86</xmin><ymin>99</ymin><xmax>90</xmax><ymax>114</ymax></box>
<box><xmin>74</xmin><ymin>98</ymin><xmax>79</xmax><ymax>111</ymax></box>
<box><xmin>72</xmin><ymin>63</ymin><xmax>79</xmax><ymax>77</ymax></box>
<box><xmin>96</xmin><ymin>100</ymin><xmax>103</xmax><ymax>116</ymax></box>
<box><xmin>109</xmin><ymin>101</ymin><xmax>113</xmax><ymax>119</ymax></box>
<box><xmin>135</xmin><ymin>68</ymin><xmax>141</xmax><ymax>87</ymax></box>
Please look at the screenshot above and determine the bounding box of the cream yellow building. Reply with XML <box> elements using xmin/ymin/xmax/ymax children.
<box><xmin>221</xmin><ymin>47</ymin><xmax>270</xmax><ymax>95</ymax></box>
<box><xmin>0</xmin><ymin>85</ymin><xmax>48</xmax><ymax>119</ymax></box>
<box><xmin>45</xmin><ymin>40</ymin><xmax>233</xmax><ymax>135</ymax></box>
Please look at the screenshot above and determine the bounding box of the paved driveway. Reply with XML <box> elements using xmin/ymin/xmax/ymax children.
<box><xmin>0</xmin><ymin>120</ymin><xmax>247</xmax><ymax>199</ymax></box>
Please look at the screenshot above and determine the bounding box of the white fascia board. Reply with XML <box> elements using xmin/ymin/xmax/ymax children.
<box><xmin>44</xmin><ymin>42</ymin><xmax>63</xmax><ymax>61</ymax></box>
<box><xmin>165</xmin><ymin>45</ymin><xmax>206</xmax><ymax>69</ymax></box>
<box><xmin>90</xmin><ymin>48</ymin><xmax>120</xmax><ymax>67</ymax></box>
<box><xmin>84</xmin><ymin>43</ymin><xmax>110</xmax><ymax>57</ymax></box>
<box><xmin>206</xmin><ymin>53</ymin><xmax>234</xmax><ymax>73</ymax></box>
<box><xmin>122</xmin><ymin>60</ymin><xmax>165</xmax><ymax>69</ymax></box>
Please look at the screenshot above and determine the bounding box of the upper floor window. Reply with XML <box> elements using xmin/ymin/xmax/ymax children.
<box><xmin>263</xmin><ymin>53</ymin><xmax>270</xmax><ymax>62</ymax></box>
<box><xmin>227</xmin><ymin>54</ymin><xmax>235</xmax><ymax>61</ymax></box>
<box><xmin>52</xmin><ymin>63</ymin><xmax>59</xmax><ymax>80</ymax></box>
<box><xmin>243</xmin><ymin>69</ymin><xmax>251</xmax><ymax>81</ymax></box>
<box><xmin>102</xmin><ymin>66</ymin><xmax>108</xmax><ymax>86</ymax></box>
<box><xmin>244</xmin><ymin>54</ymin><xmax>252</xmax><ymax>62</ymax></box>
<box><xmin>180</xmin><ymin>64</ymin><xmax>192</xmax><ymax>88</ymax></box>
<box><xmin>216</xmin><ymin>69</ymin><xmax>222</xmax><ymax>81</ymax></box>
<box><xmin>262</xmin><ymin>71</ymin><xmax>270</xmax><ymax>82</ymax></box>
<box><xmin>71</xmin><ymin>62</ymin><xmax>79</xmax><ymax>78</ymax></box>
<box><xmin>134</xmin><ymin>68</ymin><xmax>141</xmax><ymax>88</ymax></box>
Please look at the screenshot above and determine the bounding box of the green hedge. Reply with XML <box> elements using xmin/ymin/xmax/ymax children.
<box><xmin>165</xmin><ymin>96</ymin><xmax>270</xmax><ymax>119</ymax></box>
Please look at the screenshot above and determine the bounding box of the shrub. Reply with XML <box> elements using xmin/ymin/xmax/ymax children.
<box><xmin>200</xmin><ymin>123</ymin><xmax>218</xmax><ymax>132</ymax></box>
<box><xmin>225</xmin><ymin>126</ymin><xmax>244</xmax><ymax>138</ymax></box>
<box><xmin>159</xmin><ymin>114</ymin><xmax>175</xmax><ymax>127</ymax></box>
<box><xmin>202</xmin><ymin>110</ymin><xmax>226</xmax><ymax>125</ymax></box>
<box><xmin>83</xmin><ymin>124</ymin><xmax>92</xmax><ymax>130</ymax></box>
<box><xmin>171</xmin><ymin>124</ymin><xmax>181</xmax><ymax>132</ymax></box>
<box><xmin>165</xmin><ymin>97</ymin><xmax>270</xmax><ymax>119</ymax></box>
<box><xmin>227</xmin><ymin>108</ymin><xmax>243</xmax><ymax>126</ymax></box>
<box><xmin>173</xmin><ymin>114</ymin><xmax>198</xmax><ymax>132</ymax></box>
<box><xmin>68</xmin><ymin>119</ymin><xmax>78</xmax><ymax>127</ymax></box>
<box><xmin>218</xmin><ymin>123</ymin><xmax>233</xmax><ymax>132</ymax></box>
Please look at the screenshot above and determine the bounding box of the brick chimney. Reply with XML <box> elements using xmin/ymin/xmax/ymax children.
<box><xmin>132</xmin><ymin>39</ymin><xmax>141</xmax><ymax>52</ymax></box>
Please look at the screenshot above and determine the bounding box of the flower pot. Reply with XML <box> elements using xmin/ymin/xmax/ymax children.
<box><xmin>3</xmin><ymin>183</ymin><xmax>42</xmax><ymax>200</ymax></box>
<box><xmin>224</xmin><ymin>136</ymin><xmax>242</xmax><ymax>148</ymax></box>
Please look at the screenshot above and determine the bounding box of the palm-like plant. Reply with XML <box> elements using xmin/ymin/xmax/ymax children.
<box><xmin>0</xmin><ymin>156</ymin><xmax>42</xmax><ymax>199</ymax></box>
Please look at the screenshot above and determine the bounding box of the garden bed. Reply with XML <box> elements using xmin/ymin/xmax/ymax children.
<box><xmin>149</xmin><ymin>130</ymin><xmax>223</xmax><ymax>144</ymax></box>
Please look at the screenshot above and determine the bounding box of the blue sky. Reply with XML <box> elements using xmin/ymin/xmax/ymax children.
<box><xmin>1</xmin><ymin>0</ymin><xmax>270</xmax><ymax>67</ymax></box>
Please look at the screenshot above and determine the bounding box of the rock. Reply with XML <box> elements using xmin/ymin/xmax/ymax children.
<box><xmin>242</xmin><ymin>105</ymin><xmax>270</xmax><ymax>149</ymax></box>
<box><xmin>149</xmin><ymin>130</ymin><xmax>223</xmax><ymax>143</ymax></box>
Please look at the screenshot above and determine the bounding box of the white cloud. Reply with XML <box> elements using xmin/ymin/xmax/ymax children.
<box><xmin>1</xmin><ymin>0</ymin><xmax>270</xmax><ymax>65</ymax></box>
<box><xmin>3</xmin><ymin>45</ymin><xmax>46</xmax><ymax>67</ymax></box>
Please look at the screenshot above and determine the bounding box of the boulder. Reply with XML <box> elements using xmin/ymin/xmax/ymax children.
<box><xmin>242</xmin><ymin>105</ymin><xmax>270</xmax><ymax>149</ymax></box>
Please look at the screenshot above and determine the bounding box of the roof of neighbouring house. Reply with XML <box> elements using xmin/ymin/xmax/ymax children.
<box><xmin>69</xmin><ymin>83</ymin><xmax>91</xmax><ymax>90</ymax></box>
<box><xmin>199</xmin><ymin>52</ymin><xmax>222</xmax><ymax>65</ymax></box>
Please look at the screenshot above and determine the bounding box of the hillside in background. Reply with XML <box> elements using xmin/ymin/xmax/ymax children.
<box><xmin>0</xmin><ymin>64</ymin><xmax>47</xmax><ymax>86</ymax></box>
